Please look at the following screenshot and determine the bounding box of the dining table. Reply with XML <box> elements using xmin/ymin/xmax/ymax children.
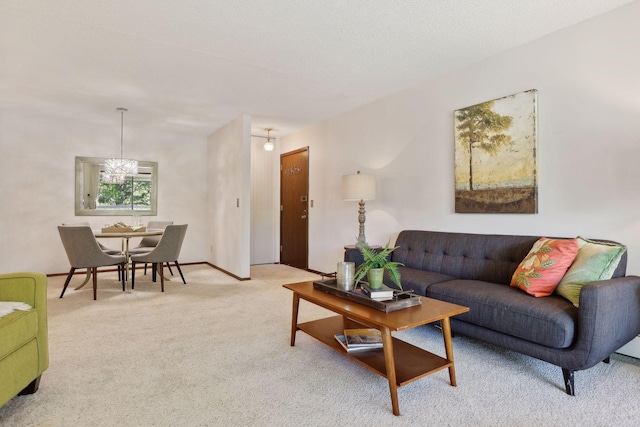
<box><xmin>75</xmin><ymin>229</ymin><xmax>164</xmax><ymax>292</ymax></box>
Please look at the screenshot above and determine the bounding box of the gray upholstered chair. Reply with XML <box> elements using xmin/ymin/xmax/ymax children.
<box><xmin>61</xmin><ymin>222</ymin><xmax>123</xmax><ymax>281</ymax></box>
<box><xmin>58</xmin><ymin>225</ymin><xmax>126</xmax><ymax>300</ymax></box>
<box><xmin>61</xmin><ymin>222</ymin><xmax>122</xmax><ymax>255</ymax></box>
<box><xmin>129</xmin><ymin>221</ymin><xmax>173</xmax><ymax>254</ymax></box>
<box><xmin>128</xmin><ymin>221</ymin><xmax>178</xmax><ymax>279</ymax></box>
<box><xmin>131</xmin><ymin>224</ymin><xmax>188</xmax><ymax>292</ymax></box>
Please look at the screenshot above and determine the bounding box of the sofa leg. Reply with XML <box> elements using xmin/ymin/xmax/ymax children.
<box><xmin>603</xmin><ymin>356</ymin><xmax>611</xmax><ymax>364</ymax></box>
<box><xmin>433</xmin><ymin>320</ymin><xmax>455</xmax><ymax>337</ymax></box>
<box><xmin>562</xmin><ymin>368</ymin><xmax>575</xmax><ymax>396</ymax></box>
<box><xmin>18</xmin><ymin>375</ymin><xmax>42</xmax><ymax>395</ymax></box>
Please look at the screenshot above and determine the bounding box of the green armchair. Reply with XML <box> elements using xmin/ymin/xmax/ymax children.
<box><xmin>0</xmin><ymin>272</ymin><xmax>49</xmax><ymax>408</ymax></box>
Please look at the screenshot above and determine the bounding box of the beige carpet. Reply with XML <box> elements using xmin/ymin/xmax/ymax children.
<box><xmin>1</xmin><ymin>264</ymin><xmax>639</xmax><ymax>426</ymax></box>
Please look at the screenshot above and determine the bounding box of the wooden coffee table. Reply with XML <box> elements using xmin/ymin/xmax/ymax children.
<box><xmin>283</xmin><ymin>281</ymin><xmax>469</xmax><ymax>416</ymax></box>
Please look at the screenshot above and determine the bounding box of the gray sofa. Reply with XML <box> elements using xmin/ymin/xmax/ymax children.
<box><xmin>345</xmin><ymin>230</ymin><xmax>640</xmax><ymax>395</ymax></box>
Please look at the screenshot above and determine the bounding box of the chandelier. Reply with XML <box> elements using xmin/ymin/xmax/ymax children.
<box><xmin>104</xmin><ymin>107</ymin><xmax>138</xmax><ymax>179</ymax></box>
<box><xmin>101</xmin><ymin>173</ymin><xmax>126</xmax><ymax>184</ymax></box>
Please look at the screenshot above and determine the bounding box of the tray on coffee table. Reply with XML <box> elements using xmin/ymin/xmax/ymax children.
<box><xmin>312</xmin><ymin>279</ymin><xmax>421</xmax><ymax>313</ymax></box>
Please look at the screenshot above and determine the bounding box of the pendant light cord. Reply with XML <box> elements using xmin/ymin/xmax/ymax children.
<box><xmin>118</xmin><ymin>107</ymin><xmax>127</xmax><ymax>158</ymax></box>
<box><xmin>120</xmin><ymin>109</ymin><xmax>124</xmax><ymax>158</ymax></box>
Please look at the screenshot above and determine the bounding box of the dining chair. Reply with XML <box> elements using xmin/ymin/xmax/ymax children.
<box><xmin>128</xmin><ymin>221</ymin><xmax>176</xmax><ymax>278</ymax></box>
<box><xmin>61</xmin><ymin>222</ymin><xmax>123</xmax><ymax>255</ymax></box>
<box><xmin>62</xmin><ymin>222</ymin><xmax>123</xmax><ymax>280</ymax></box>
<box><xmin>130</xmin><ymin>224</ymin><xmax>188</xmax><ymax>292</ymax></box>
<box><xmin>58</xmin><ymin>225</ymin><xmax>126</xmax><ymax>300</ymax></box>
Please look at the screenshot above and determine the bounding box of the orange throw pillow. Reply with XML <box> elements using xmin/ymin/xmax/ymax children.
<box><xmin>510</xmin><ymin>238</ymin><xmax>579</xmax><ymax>297</ymax></box>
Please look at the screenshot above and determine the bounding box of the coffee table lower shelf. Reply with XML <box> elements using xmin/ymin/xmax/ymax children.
<box><xmin>298</xmin><ymin>315</ymin><xmax>452</xmax><ymax>387</ymax></box>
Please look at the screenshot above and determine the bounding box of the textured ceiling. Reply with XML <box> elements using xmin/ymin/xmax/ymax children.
<box><xmin>0</xmin><ymin>0</ymin><xmax>634</xmax><ymax>138</ymax></box>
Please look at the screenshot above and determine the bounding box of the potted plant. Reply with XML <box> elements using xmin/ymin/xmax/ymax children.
<box><xmin>354</xmin><ymin>241</ymin><xmax>404</xmax><ymax>290</ymax></box>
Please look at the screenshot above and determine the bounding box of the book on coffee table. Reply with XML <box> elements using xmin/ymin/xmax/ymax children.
<box><xmin>360</xmin><ymin>283</ymin><xmax>395</xmax><ymax>299</ymax></box>
<box><xmin>334</xmin><ymin>333</ymin><xmax>382</xmax><ymax>352</ymax></box>
<box><xmin>334</xmin><ymin>334</ymin><xmax>352</xmax><ymax>351</ymax></box>
<box><xmin>343</xmin><ymin>328</ymin><xmax>383</xmax><ymax>348</ymax></box>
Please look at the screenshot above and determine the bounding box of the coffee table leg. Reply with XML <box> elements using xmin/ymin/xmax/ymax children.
<box><xmin>290</xmin><ymin>293</ymin><xmax>300</xmax><ymax>346</ymax></box>
<box><xmin>381</xmin><ymin>326</ymin><xmax>400</xmax><ymax>416</ymax></box>
<box><xmin>441</xmin><ymin>317</ymin><xmax>457</xmax><ymax>386</ymax></box>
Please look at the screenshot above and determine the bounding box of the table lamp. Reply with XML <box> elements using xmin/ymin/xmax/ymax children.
<box><xmin>342</xmin><ymin>171</ymin><xmax>376</xmax><ymax>247</ymax></box>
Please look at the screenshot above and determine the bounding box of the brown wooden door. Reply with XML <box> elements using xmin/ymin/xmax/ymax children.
<box><xmin>280</xmin><ymin>147</ymin><xmax>309</xmax><ymax>269</ymax></box>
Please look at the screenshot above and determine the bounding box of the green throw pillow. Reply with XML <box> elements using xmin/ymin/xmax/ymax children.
<box><xmin>555</xmin><ymin>237</ymin><xmax>626</xmax><ymax>307</ymax></box>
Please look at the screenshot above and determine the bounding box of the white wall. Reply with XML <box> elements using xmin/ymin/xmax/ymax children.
<box><xmin>0</xmin><ymin>111</ymin><xmax>208</xmax><ymax>274</ymax></box>
<box><xmin>207</xmin><ymin>115</ymin><xmax>251</xmax><ymax>279</ymax></box>
<box><xmin>281</xmin><ymin>2</ymin><xmax>640</xmax><ymax>276</ymax></box>
<box><xmin>250</xmin><ymin>135</ymin><xmax>280</xmax><ymax>265</ymax></box>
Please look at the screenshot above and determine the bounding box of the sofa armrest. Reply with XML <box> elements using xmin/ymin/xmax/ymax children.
<box><xmin>0</xmin><ymin>272</ymin><xmax>49</xmax><ymax>374</ymax></box>
<box><xmin>0</xmin><ymin>272</ymin><xmax>46</xmax><ymax>306</ymax></box>
<box><xmin>570</xmin><ymin>275</ymin><xmax>640</xmax><ymax>369</ymax></box>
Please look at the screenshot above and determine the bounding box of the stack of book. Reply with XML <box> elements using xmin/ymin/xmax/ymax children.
<box><xmin>334</xmin><ymin>328</ymin><xmax>383</xmax><ymax>352</ymax></box>
<box><xmin>359</xmin><ymin>283</ymin><xmax>395</xmax><ymax>301</ymax></box>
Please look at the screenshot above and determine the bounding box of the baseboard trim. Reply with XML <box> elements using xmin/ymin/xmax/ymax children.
<box><xmin>48</xmin><ymin>261</ymin><xmax>322</xmax><ymax>282</ymax></box>
<box><xmin>47</xmin><ymin>261</ymin><xmax>208</xmax><ymax>278</ymax></box>
<box><xmin>306</xmin><ymin>267</ymin><xmax>332</xmax><ymax>277</ymax></box>
<box><xmin>616</xmin><ymin>336</ymin><xmax>640</xmax><ymax>360</ymax></box>
<box><xmin>205</xmin><ymin>263</ymin><xmax>251</xmax><ymax>281</ymax></box>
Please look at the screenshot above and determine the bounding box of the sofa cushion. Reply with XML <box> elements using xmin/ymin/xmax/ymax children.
<box><xmin>510</xmin><ymin>238</ymin><xmax>578</xmax><ymax>297</ymax></box>
<box><xmin>392</xmin><ymin>230</ymin><xmax>540</xmax><ymax>285</ymax></box>
<box><xmin>427</xmin><ymin>279</ymin><xmax>578</xmax><ymax>348</ymax></box>
<box><xmin>392</xmin><ymin>266</ymin><xmax>456</xmax><ymax>295</ymax></box>
<box><xmin>0</xmin><ymin>309</ymin><xmax>38</xmax><ymax>360</ymax></box>
<box><xmin>556</xmin><ymin>237</ymin><xmax>627</xmax><ymax>307</ymax></box>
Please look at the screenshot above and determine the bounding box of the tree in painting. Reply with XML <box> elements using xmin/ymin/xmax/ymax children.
<box><xmin>455</xmin><ymin>101</ymin><xmax>513</xmax><ymax>191</ymax></box>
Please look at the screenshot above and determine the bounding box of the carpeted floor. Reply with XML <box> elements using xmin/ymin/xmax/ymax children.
<box><xmin>1</xmin><ymin>264</ymin><xmax>639</xmax><ymax>426</ymax></box>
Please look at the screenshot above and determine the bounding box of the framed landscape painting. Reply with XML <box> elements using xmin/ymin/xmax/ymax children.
<box><xmin>454</xmin><ymin>89</ymin><xmax>538</xmax><ymax>213</ymax></box>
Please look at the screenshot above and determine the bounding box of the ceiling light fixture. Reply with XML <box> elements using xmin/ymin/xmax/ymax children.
<box><xmin>101</xmin><ymin>173</ymin><xmax>126</xmax><ymax>184</ymax></box>
<box><xmin>263</xmin><ymin>128</ymin><xmax>274</xmax><ymax>151</ymax></box>
<box><xmin>104</xmin><ymin>107</ymin><xmax>138</xmax><ymax>178</ymax></box>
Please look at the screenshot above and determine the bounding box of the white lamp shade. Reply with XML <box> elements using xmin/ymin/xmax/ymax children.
<box><xmin>342</xmin><ymin>172</ymin><xmax>376</xmax><ymax>201</ymax></box>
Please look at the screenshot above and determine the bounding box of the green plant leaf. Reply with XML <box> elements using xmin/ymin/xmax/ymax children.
<box><xmin>354</xmin><ymin>240</ymin><xmax>404</xmax><ymax>290</ymax></box>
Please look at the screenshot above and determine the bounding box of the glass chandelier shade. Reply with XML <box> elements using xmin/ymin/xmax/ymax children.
<box><xmin>101</xmin><ymin>172</ymin><xmax>126</xmax><ymax>184</ymax></box>
<box><xmin>105</xmin><ymin>107</ymin><xmax>138</xmax><ymax>178</ymax></box>
<box><xmin>263</xmin><ymin>128</ymin><xmax>274</xmax><ymax>151</ymax></box>
<box><xmin>104</xmin><ymin>158</ymin><xmax>138</xmax><ymax>176</ymax></box>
